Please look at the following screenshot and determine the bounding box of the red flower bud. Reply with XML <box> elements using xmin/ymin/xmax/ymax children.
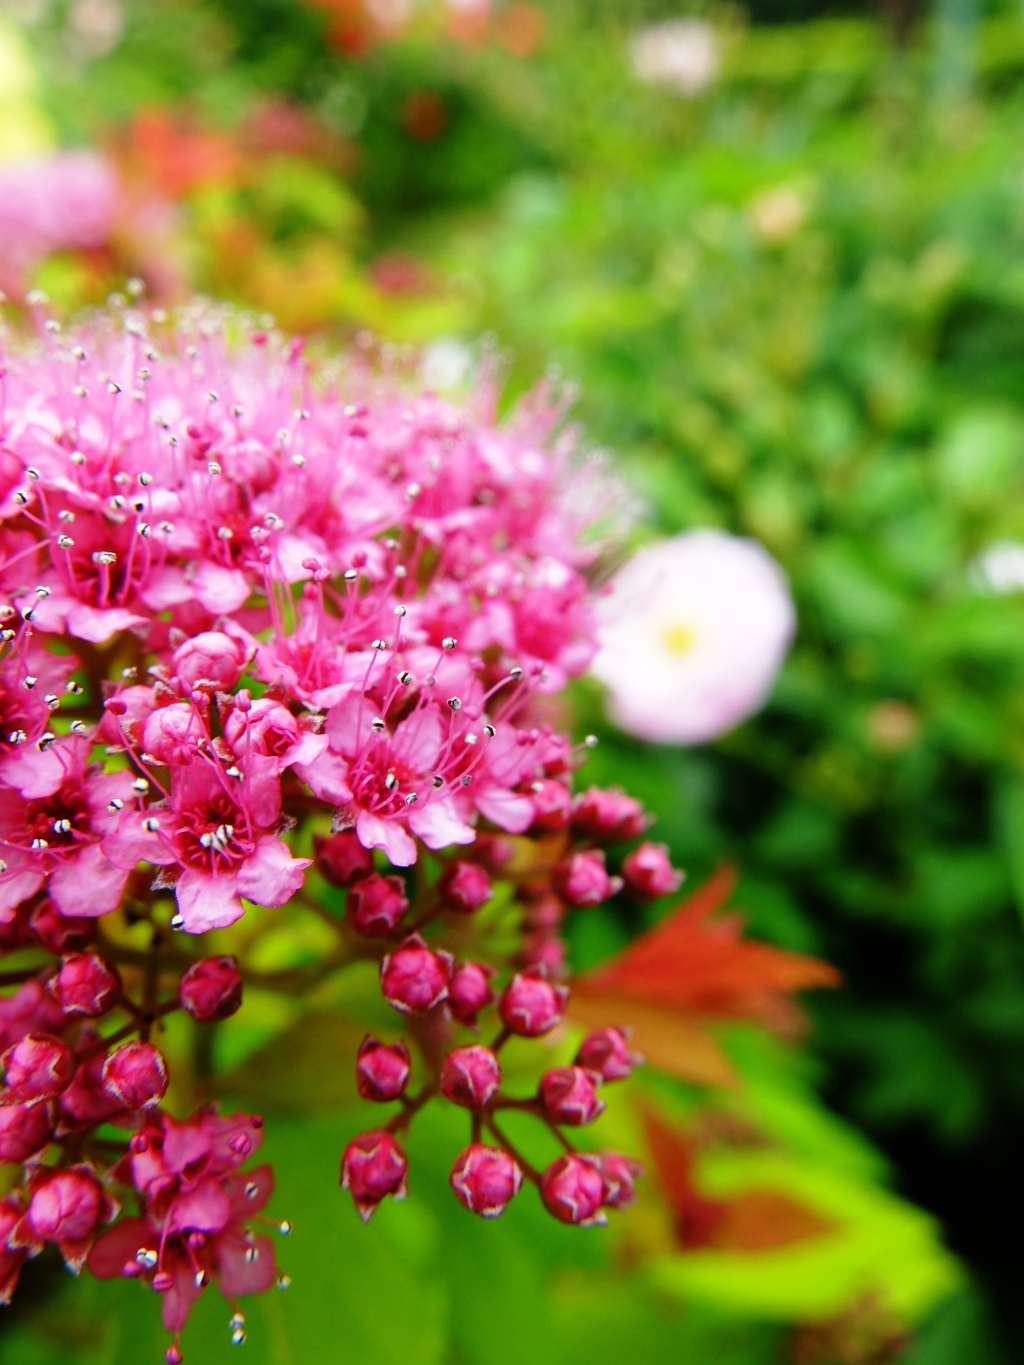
<box><xmin>0</xmin><ymin>1099</ymin><xmax>52</xmax><ymax>1161</ymax></box>
<box><xmin>0</xmin><ymin>1194</ymin><xmax>28</xmax><ymax>1305</ymax></box>
<box><xmin>440</xmin><ymin>1045</ymin><xmax>501</xmax><ymax>1109</ymax></box>
<box><xmin>450</xmin><ymin>1144</ymin><xmax>522</xmax><ymax>1217</ymax></box>
<box><xmin>551</xmin><ymin>850</ymin><xmax>616</xmax><ymax>908</ymax></box>
<box><xmin>438</xmin><ymin>861</ymin><xmax>491</xmax><ymax>915</ymax></box>
<box><xmin>177</xmin><ymin>955</ymin><xmax>243</xmax><ymax>1022</ymax></box>
<box><xmin>17</xmin><ymin>1164</ymin><xmax>117</xmax><ymax>1270</ymax></box>
<box><xmin>447</xmin><ymin>960</ymin><xmax>496</xmax><ymax>1028</ymax></box>
<box><xmin>540</xmin><ymin>1154</ymin><xmax>607</xmax><ymax>1226</ymax></box>
<box><xmin>498</xmin><ymin>971</ymin><xmax>569</xmax><ymax>1038</ymax></box>
<box><xmin>379</xmin><ymin>934</ymin><xmax>452</xmax><ymax>1013</ymax></box>
<box><xmin>571</xmin><ymin>787</ymin><xmax>648</xmax><ymax>843</ymax></box>
<box><xmin>340</xmin><ymin>1129</ymin><xmax>408</xmax><ymax>1222</ymax></box>
<box><xmin>529</xmin><ymin>779</ymin><xmax>572</xmax><ymax>833</ymax></box>
<box><xmin>314</xmin><ymin>831</ymin><xmax>374</xmax><ymax>887</ymax></box>
<box><xmin>356</xmin><ymin>1036</ymin><xmax>411</xmax><ymax>1103</ymax></box>
<box><xmin>50</xmin><ymin>953</ymin><xmax>120</xmax><ymax>1017</ymax></box>
<box><xmin>599</xmin><ymin>1151</ymin><xmax>643</xmax><ymax>1209</ymax></box>
<box><xmin>29</xmin><ymin>899</ymin><xmax>95</xmax><ymax>954</ymax></box>
<box><xmin>101</xmin><ymin>1042</ymin><xmax>168</xmax><ymax>1110</ymax></box>
<box><xmin>620</xmin><ymin>842</ymin><xmax>683</xmax><ymax>899</ymax></box>
<box><xmin>574</xmin><ymin>1027</ymin><xmax>641</xmax><ymax>1082</ymax></box>
<box><xmin>2</xmin><ymin>1033</ymin><xmax>73</xmax><ymax>1105</ymax></box>
<box><xmin>58</xmin><ymin>1048</ymin><xmax>124</xmax><ymax>1127</ymax></box>
<box><xmin>348</xmin><ymin>873</ymin><xmax>408</xmax><ymax>937</ymax></box>
<box><xmin>519</xmin><ymin>932</ymin><xmax>566</xmax><ymax>978</ymax></box>
<box><xmin>539</xmin><ymin>1066</ymin><xmax>605</xmax><ymax>1126</ymax></box>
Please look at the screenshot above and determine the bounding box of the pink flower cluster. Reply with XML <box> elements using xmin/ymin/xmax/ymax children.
<box><xmin>0</xmin><ymin>152</ymin><xmax>119</xmax><ymax>294</ymax></box>
<box><xmin>0</xmin><ymin>304</ymin><xmax>670</xmax><ymax>1355</ymax></box>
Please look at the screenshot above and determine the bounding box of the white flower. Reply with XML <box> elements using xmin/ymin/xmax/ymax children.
<box><xmin>970</xmin><ymin>540</ymin><xmax>1024</xmax><ymax>594</ymax></box>
<box><xmin>591</xmin><ymin>529</ymin><xmax>795</xmax><ymax>744</ymax></box>
<box><xmin>629</xmin><ymin>20</ymin><xmax>720</xmax><ymax>98</ymax></box>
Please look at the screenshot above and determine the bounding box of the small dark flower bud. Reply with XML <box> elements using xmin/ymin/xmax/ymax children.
<box><xmin>599</xmin><ymin>1151</ymin><xmax>644</xmax><ymax>1209</ymax></box>
<box><xmin>540</xmin><ymin>1154</ymin><xmax>607</xmax><ymax>1226</ymax></box>
<box><xmin>529</xmin><ymin>779</ymin><xmax>573</xmax><ymax>834</ymax></box>
<box><xmin>51</xmin><ymin>953</ymin><xmax>120</xmax><ymax>1017</ymax></box>
<box><xmin>101</xmin><ymin>1042</ymin><xmax>168</xmax><ymax>1110</ymax></box>
<box><xmin>340</xmin><ymin>1130</ymin><xmax>408</xmax><ymax>1222</ymax></box>
<box><xmin>0</xmin><ymin>1099</ymin><xmax>52</xmax><ymax>1161</ymax></box>
<box><xmin>447</xmin><ymin>960</ymin><xmax>496</xmax><ymax>1028</ymax></box>
<box><xmin>314</xmin><ymin>831</ymin><xmax>374</xmax><ymax>887</ymax></box>
<box><xmin>539</xmin><ymin>1066</ymin><xmax>605</xmax><ymax>1126</ymax></box>
<box><xmin>440</xmin><ymin>1045</ymin><xmax>501</xmax><ymax>1109</ymax></box>
<box><xmin>498</xmin><ymin>971</ymin><xmax>569</xmax><ymax>1038</ymax></box>
<box><xmin>438</xmin><ymin>861</ymin><xmax>492</xmax><ymax>915</ymax></box>
<box><xmin>450</xmin><ymin>1144</ymin><xmax>522</xmax><ymax>1218</ymax></box>
<box><xmin>178</xmin><ymin>955</ymin><xmax>243</xmax><ymax>1022</ymax></box>
<box><xmin>356</xmin><ymin>1036</ymin><xmax>411</xmax><ymax>1103</ymax></box>
<box><xmin>348</xmin><ymin>874</ymin><xmax>408</xmax><ymax>937</ymax></box>
<box><xmin>379</xmin><ymin>935</ymin><xmax>452</xmax><ymax>1013</ymax></box>
<box><xmin>620</xmin><ymin>842</ymin><xmax>683</xmax><ymax>899</ymax></box>
<box><xmin>575</xmin><ymin>1026</ymin><xmax>641</xmax><ymax>1082</ymax></box>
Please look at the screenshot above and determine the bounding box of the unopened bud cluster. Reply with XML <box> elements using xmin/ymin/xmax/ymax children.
<box><xmin>0</xmin><ymin>305</ymin><xmax>679</xmax><ymax>1354</ymax></box>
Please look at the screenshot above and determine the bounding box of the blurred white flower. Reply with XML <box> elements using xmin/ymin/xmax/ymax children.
<box><xmin>592</xmin><ymin>529</ymin><xmax>796</xmax><ymax>744</ymax></box>
<box><xmin>629</xmin><ymin>19</ymin><xmax>720</xmax><ymax>98</ymax></box>
<box><xmin>970</xmin><ymin>540</ymin><xmax>1024</xmax><ymax>594</ymax></box>
<box><xmin>748</xmin><ymin>186</ymin><xmax>808</xmax><ymax>244</ymax></box>
<box><xmin>421</xmin><ymin>338</ymin><xmax>474</xmax><ymax>392</ymax></box>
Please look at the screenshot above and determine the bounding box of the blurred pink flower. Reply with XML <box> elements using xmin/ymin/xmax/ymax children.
<box><xmin>592</xmin><ymin>530</ymin><xmax>795</xmax><ymax>744</ymax></box>
<box><xmin>0</xmin><ymin>151</ymin><xmax>118</xmax><ymax>278</ymax></box>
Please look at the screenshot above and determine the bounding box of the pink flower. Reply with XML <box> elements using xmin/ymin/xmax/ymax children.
<box><xmin>0</xmin><ymin>152</ymin><xmax>118</xmax><ymax>280</ymax></box>
<box><xmin>592</xmin><ymin>530</ymin><xmax>795</xmax><ymax>744</ymax></box>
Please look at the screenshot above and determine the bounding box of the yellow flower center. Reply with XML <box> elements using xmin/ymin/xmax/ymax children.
<box><xmin>661</xmin><ymin>622</ymin><xmax>697</xmax><ymax>657</ymax></box>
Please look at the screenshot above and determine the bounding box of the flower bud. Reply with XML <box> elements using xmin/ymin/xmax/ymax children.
<box><xmin>172</xmin><ymin>631</ymin><xmax>246</xmax><ymax>692</ymax></box>
<box><xmin>450</xmin><ymin>1144</ymin><xmax>522</xmax><ymax>1218</ymax></box>
<box><xmin>440</xmin><ymin>1045</ymin><xmax>501</xmax><ymax>1109</ymax></box>
<box><xmin>2</xmin><ymin>1033</ymin><xmax>73</xmax><ymax>1105</ymax></box>
<box><xmin>599</xmin><ymin>1152</ymin><xmax>643</xmax><ymax>1209</ymax></box>
<box><xmin>58</xmin><ymin>1047</ymin><xmax>124</xmax><ymax>1127</ymax></box>
<box><xmin>570</xmin><ymin>787</ymin><xmax>648</xmax><ymax>843</ymax></box>
<box><xmin>51</xmin><ymin>953</ymin><xmax>120</xmax><ymax>1017</ymax></box>
<box><xmin>552</xmin><ymin>850</ymin><xmax>616</xmax><ymax>908</ymax></box>
<box><xmin>620</xmin><ymin>842</ymin><xmax>683</xmax><ymax>899</ymax></box>
<box><xmin>314</xmin><ymin>831</ymin><xmax>374</xmax><ymax>887</ymax></box>
<box><xmin>356</xmin><ymin>1036</ymin><xmax>411</xmax><ymax>1103</ymax></box>
<box><xmin>447</xmin><ymin>960</ymin><xmax>496</xmax><ymax>1028</ymax></box>
<box><xmin>0</xmin><ymin>1194</ymin><xmax>28</xmax><ymax>1304</ymax></box>
<box><xmin>438</xmin><ymin>861</ymin><xmax>491</xmax><ymax>915</ymax></box>
<box><xmin>529</xmin><ymin>779</ymin><xmax>572</xmax><ymax>833</ymax></box>
<box><xmin>348</xmin><ymin>874</ymin><xmax>408</xmax><ymax>937</ymax></box>
<box><xmin>379</xmin><ymin>934</ymin><xmax>452</xmax><ymax>1013</ymax></box>
<box><xmin>101</xmin><ymin>1042</ymin><xmax>168</xmax><ymax>1110</ymax></box>
<box><xmin>29</xmin><ymin>899</ymin><xmax>94</xmax><ymax>954</ymax></box>
<box><xmin>540</xmin><ymin>1154</ymin><xmax>607</xmax><ymax>1226</ymax></box>
<box><xmin>574</xmin><ymin>1027</ymin><xmax>641</xmax><ymax>1082</ymax></box>
<box><xmin>539</xmin><ymin>1066</ymin><xmax>605</xmax><ymax>1126</ymax></box>
<box><xmin>177</xmin><ymin>955</ymin><xmax>243</xmax><ymax>1022</ymax></box>
<box><xmin>498</xmin><ymin>970</ymin><xmax>569</xmax><ymax>1038</ymax></box>
<box><xmin>141</xmin><ymin>703</ymin><xmax>203</xmax><ymax>766</ymax></box>
<box><xmin>0</xmin><ymin>1099</ymin><xmax>52</xmax><ymax>1161</ymax></box>
<box><xmin>519</xmin><ymin>932</ymin><xmax>566</xmax><ymax>978</ymax></box>
<box><xmin>519</xmin><ymin>886</ymin><xmax>563</xmax><ymax>931</ymax></box>
<box><xmin>340</xmin><ymin>1130</ymin><xmax>408</xmax><ymax>1222</ymax></box>
<box><xmin>19</xmin><ymin>1165</ymin><xmax>116</xmax><ymax>1269</ymax></box>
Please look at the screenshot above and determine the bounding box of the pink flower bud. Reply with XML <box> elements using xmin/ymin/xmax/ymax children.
<box><xmin>519</xmin><ymin>886</ymin><xmax>563</xmax><ymax>930</ymax></box>
<box><xmin>519</xmin><ymin>932</ymin><xmax>566</xmax><ymax>978</ymax></box>
<box><xmin>468</xmin><ymin>834</ymin><xmax>513</xmax><ymax>873</ymax></box>
<box><xmin>529</xmin><ymin>779</ymin><xmax>572</xmax><ymax>833</ymax></box>
<box><xmin>177</xmin><ymin>955</ymin><xmax>243</xmax><ymax>1023</ymax></box>
<box><xmin>447</xmin><ymin>960</ymin><xmax>496</xmax><ymax>1027</ymax></box>
<box><xmin>101</xmin><ymin>1042</ymin><xmax>168</xmax><ymax>1110</ymax></box>
<box><xmin>574</xmin><ymin>1026</ymin><xmax>641</xmax><ymax>1082</ymax></box>
<box><xmin>571</xmin><ymin>787</ymin><xmax>648</xmax><ymax>843</ymax></box>
<box><xmin>540</xmin><ymin>1154</ymin><xmax>607</xmax><ymax>1226</ymax></box>
<box><xmin>539</xmin><ymin>1066</ymin><xmax>605</xmax><ymax>1126</ymax></box>
<box><xmin>552</xmin><ymin>850</ymin><xmax>615</xmax><ymax>908</ymax></box>
<box><xmin>599</xmin><ymin>1152</ymin><xmax>643</xmax><ymax>1209</ymax></box>
<box><xmin>621</xmin><ymin>842</ymin><xmax>683</xmax><ymax>899</ymax></box>
<box><xmin>2</xmin><ymin>1033</ymin><xmax>73</xmax><ymax>1105</ymax></box>
<box><xmin>356</xmin><ymin>1036</ymin><xmax>411</xmax><ymax>1103</ymax></box>
<box><xmin>51</xmin><ymin>953</ymin><xmax>120</xmax><ymax>1017</ymax></box>
<box><xmin>340</xmin><ymin>1129</ymin><xmax>408</xmax><ymax>1222</ymax></box>
<box><xmin>29</xmin><ymin>899</ymin><xmax>94</xmax><ymax>954</ymax></box>
<box><xmin>440</xmin><ymin>1045</ymin><xmax>501</xmax><ymax>1109</ymax></box>
<box><xmin>58</xmin><ymin>1048</ymin><xmax>124</xmax><ymax>1127</ymax></box>
<box><xmin>0</xmin><ymin>1099</ymin><xmax>52</xmax><ymax>1161</ymax></box>
<box><xmin>141</xmin><ymin>703</ymin><xmax>204</xmax><ymax>765</ymax></box>
<box><xmin>172</xmin><ymin>631</ymin><xmax>247</xmax><ymax>692</ymax></box>
<box><xmin>450</xmin><ymin>1144</ymin><xmax>522</xmax><ymax>1217</ymax></box>
<box><xmin>438</xmin><ymin>861</ymin><xmax>491</xmax><ymax>915</ymax></box>
<box><xmin>314</xmin><ymin>831</ymin><xmax>374</xmax><ymax>887</ymax></box>
<box><xmin>20</xmin><ymin>1165</ymin><xmax>115</xmax><ymax>1268</ymax></box>
<box><xmin>348</xmin><ymin>873</ymin><xmax>408</xmax><ymax>937</ymax></box>
<box><xmin>498</xmin><ymin>970</ymin><xmax>569</xmax><ymax>1037</ymax></box>
<box><xmin>379</xmin><ymin>934</ymin><xmax>452</xmax><ymax>1013</ymax></box>
<box><xmin>0</xmin><ymin>1193</ymin><xmax>28</xmax><ymax>1304</ymax></box>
